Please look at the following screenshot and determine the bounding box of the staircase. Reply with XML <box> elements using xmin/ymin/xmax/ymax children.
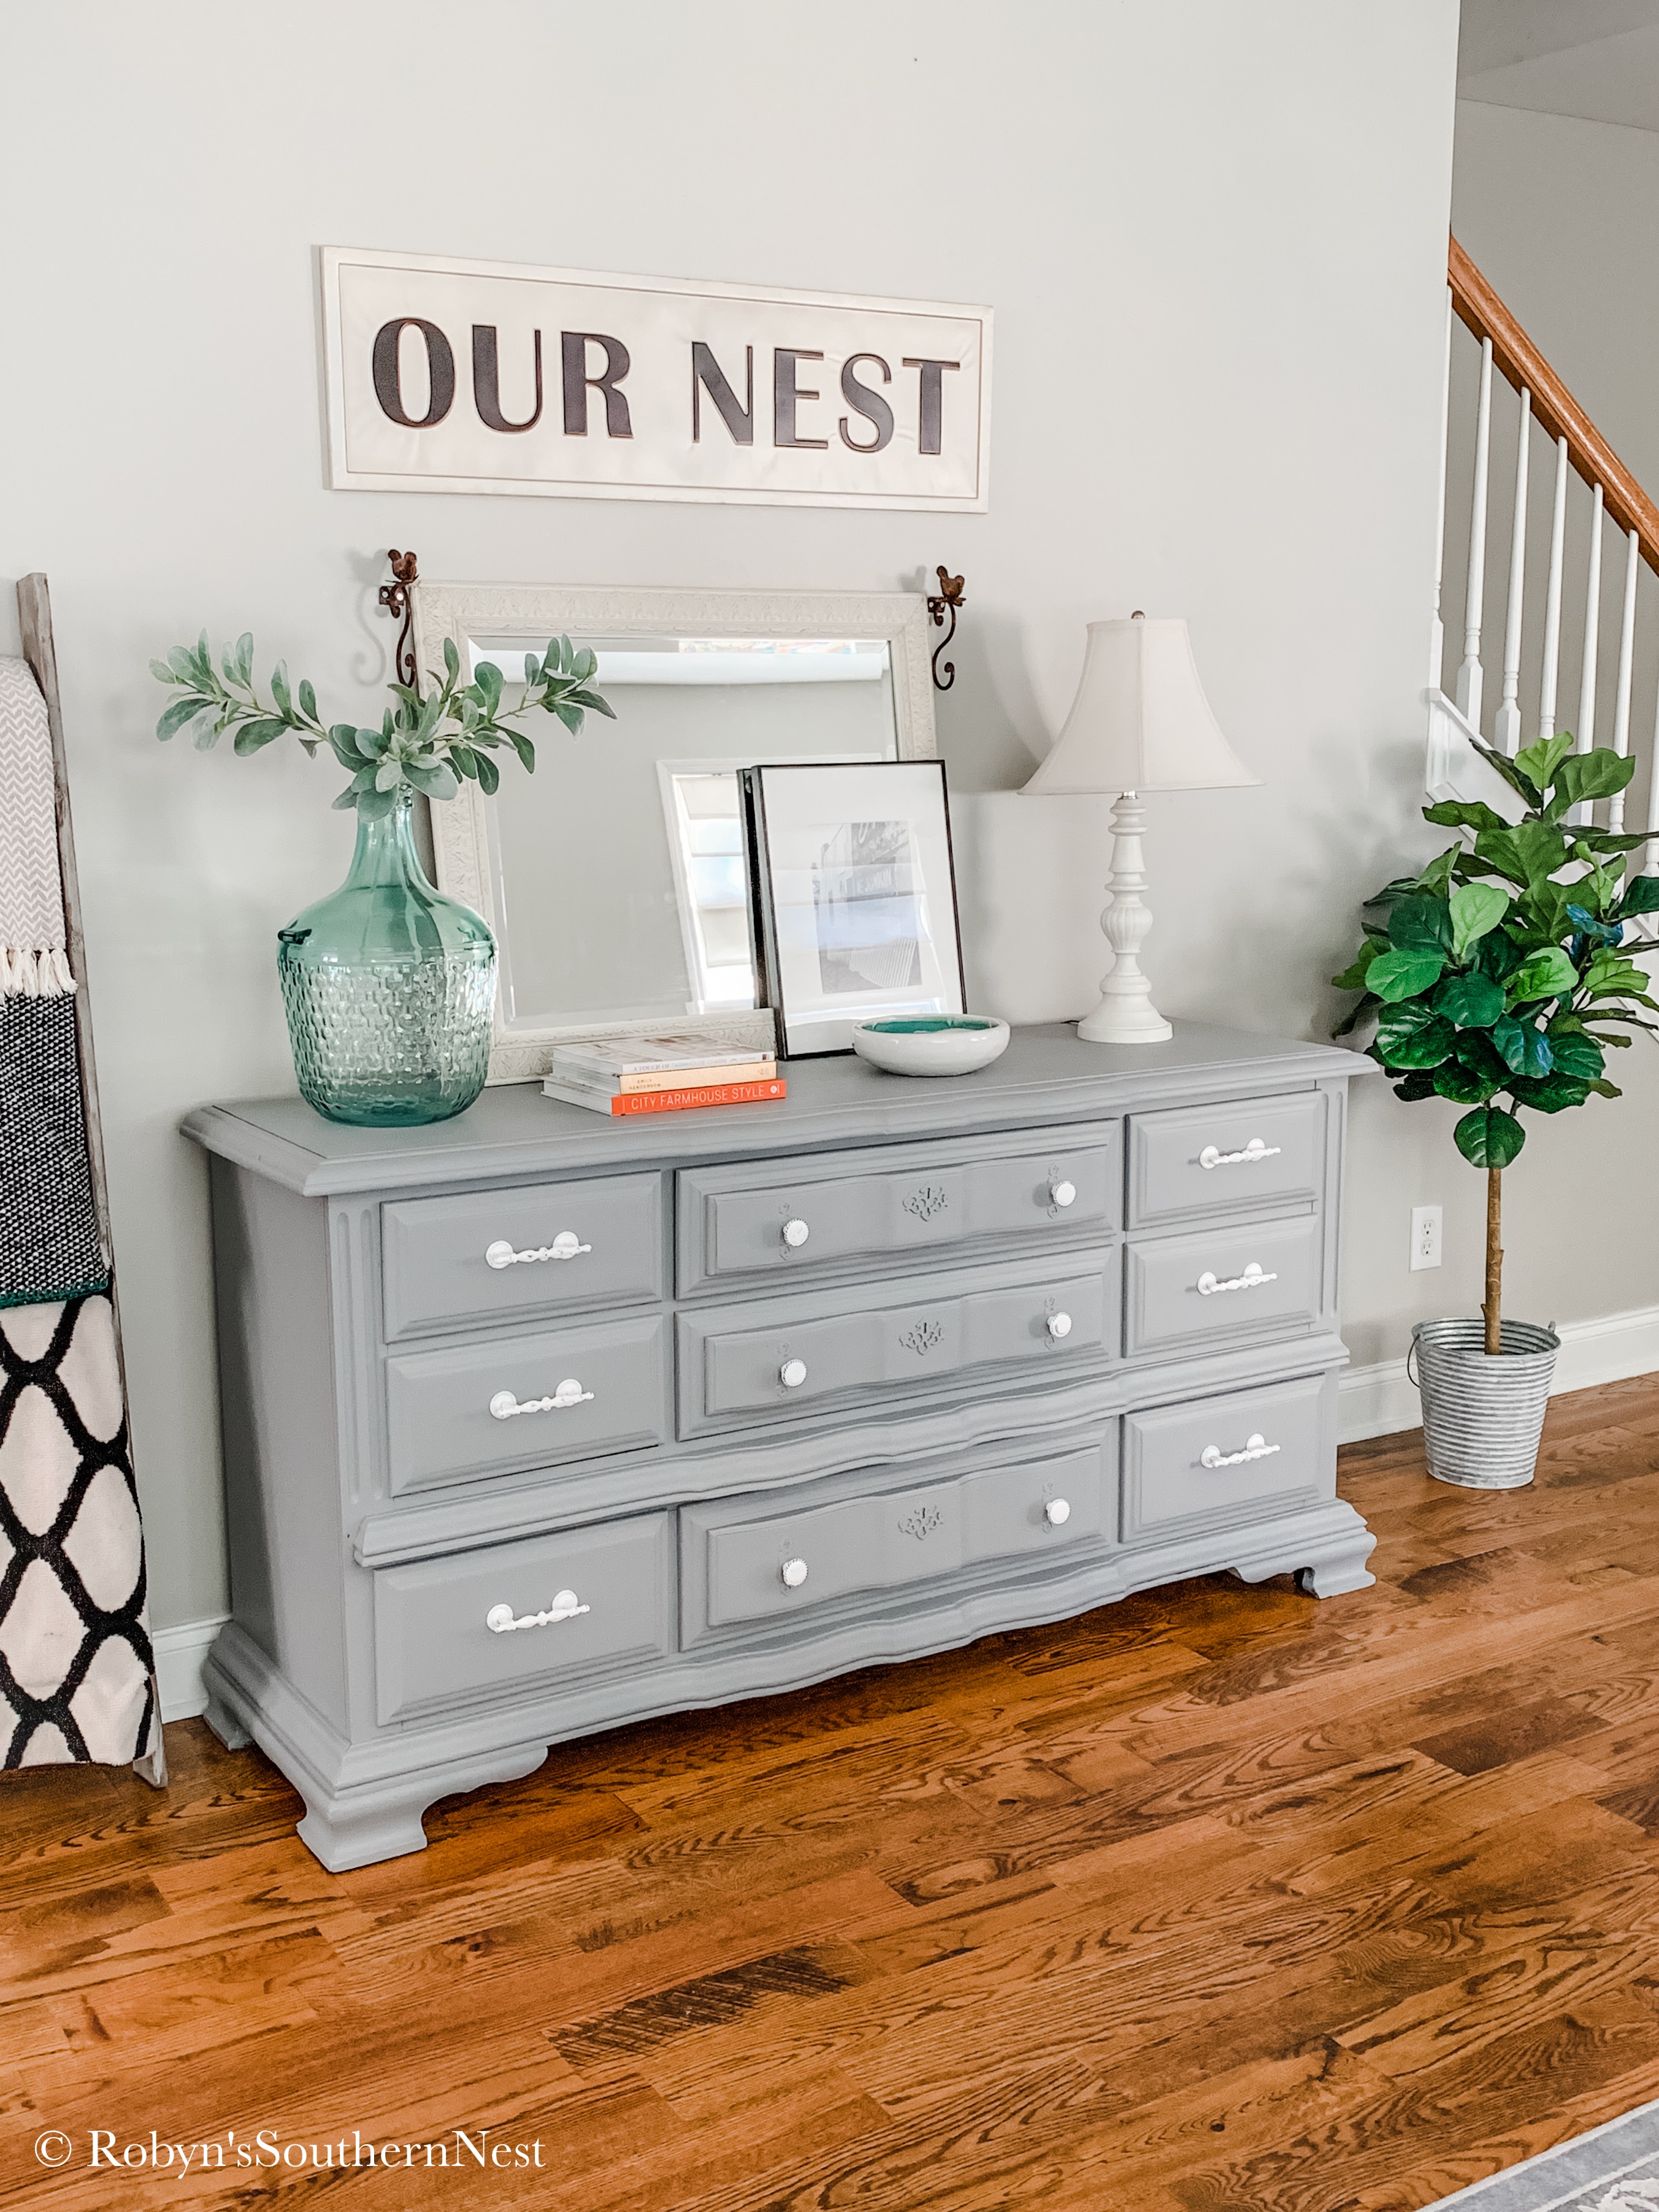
<box><xmin>1428</xmin><ymin>235</ymin><xmax>1659</xmax><ymax>894</ymax></box>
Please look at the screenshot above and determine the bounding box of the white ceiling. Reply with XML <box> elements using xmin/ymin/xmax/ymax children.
<box><xmin>1459</xmin><ymin>0</ymin><xmax>1659</xmax><ymax>132</ymax></box>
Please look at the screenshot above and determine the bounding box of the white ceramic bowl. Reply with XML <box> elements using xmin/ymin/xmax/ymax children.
<box><xmin>850</xmin><ymin>1016</ymin><xmax>1011</xmax><ymax>1077</ymax></box>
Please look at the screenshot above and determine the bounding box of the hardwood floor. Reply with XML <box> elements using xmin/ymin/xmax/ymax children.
<box><xmin>6</xmin><ymin>1380</ymin><xmax>1659</xmax><ymax>2209</ymax></box>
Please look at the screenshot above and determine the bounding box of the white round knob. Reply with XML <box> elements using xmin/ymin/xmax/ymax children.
<box><xmin>1246</xmin><ymin>1433</ymin><xmax>1265</xmax><ymax>1451</ymax></box>
<box><xmin>1243</xmin><ymin>1261</ymin><xmax>1264</xmax><ymax>1282</ymax></box>
<box><xmin>489</xmin><ymin>1390</ymin><xmax>518</xmax><ymax>1420</ymax></box>
<box><xmin>781</xmin><ymin>1556</ymin><xmax>808</xmax><ymax>1588</ymax></box>
<box><xmin>1044</xmin><ymin>1498</ymin><xmax>1071</xmax><ymax>1526</ymax></box>
<box><xmin>552</xmin><ymin>1378</ymin><xmax>586</xmax><ymax>1407</ymax></box>
<box><xmin>780</xmin><ymin>1357</ymin><xmax>808</xmax><ymax>1389</ymax></box>
<box><xmin>1197</xmin><ymin>1271</ymin><xmax>1219</xmax><ymax>1295</ymax></box>
<box><xmin>485</xmin><ymin>1239</ymin><xmax>516</xmax><ymax>1270</ymax></box>
<box><xmin>782</xmin><ymin>1218</ymin><xmax>810</xmax><ymax>1249</ymax></box>
<box><xmin>486</xmin><ymin>1603</ymin><xmax>515</xmax><ymax>1631</ymax></box>
<box><xmin>550</xmin><ymin>1229</ymin><xmax>583</xmax><ymax>1260</ymax></box>
<box><xmin>1049</xmin><ymin>1179</ymin><xmax>1076</xmax><ymax>1209</ymax></box>
<box><xmin>1046</xmin><ymin>1312</ymin><xmax>1073</xmax><ymax>1340</ymax></box>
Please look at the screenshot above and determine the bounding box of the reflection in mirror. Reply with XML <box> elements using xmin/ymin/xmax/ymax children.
<box><xmin>464</xmin><ymin>635</ymin><xmax>897</xmax><ymax>1033</ymax></box>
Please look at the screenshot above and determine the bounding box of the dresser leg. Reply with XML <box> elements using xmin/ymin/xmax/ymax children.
<box><xmin>1296</xmin><ymin>1542</ymin><xmax>1377</xmax><ymax>1599</ymax></box>
<box><xmin>296</xmin><ymin>1792</ymin><xmax>435</xmax><ymax>1874</ymax></box>
<box><xmin>202</xmin><ymin>1692</ymin><xmax>253</xmax><ymax>1753</ymax></box>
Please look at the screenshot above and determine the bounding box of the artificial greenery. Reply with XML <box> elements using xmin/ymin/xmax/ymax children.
<box><xmin>151</xmin><ymin>630</ymin><xmax>615</xmax><ymax>817</ymax></box>
<box><xmin>1332</xmin><ymin>732</ymin><xmax>1657</xmax><ymax>1344</ymax></box>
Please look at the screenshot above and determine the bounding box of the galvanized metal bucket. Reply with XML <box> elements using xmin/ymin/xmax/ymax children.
<box><xmin>1408</xmin><ymin>1317</ymin><xmax>1560</xmax><ymax>1490</ymax></box>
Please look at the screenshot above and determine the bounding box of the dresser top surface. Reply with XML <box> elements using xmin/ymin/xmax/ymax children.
<box><xmin>183</xmin><ymin>1020</ymin><xmax>1366</xmax><ymax>1198</ymax></box>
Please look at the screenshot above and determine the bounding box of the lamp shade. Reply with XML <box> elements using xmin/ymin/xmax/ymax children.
<box><xmin>1022</xmin><ymin>615</ymin><xmax>1259</xmax><ymax>795</ymax></box>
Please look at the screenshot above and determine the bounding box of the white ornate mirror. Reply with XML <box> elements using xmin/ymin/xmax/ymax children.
<box><xmin>412</xmin><ymin>584</ymin><xmax>937</xmax><ymax>1080</ymax></box>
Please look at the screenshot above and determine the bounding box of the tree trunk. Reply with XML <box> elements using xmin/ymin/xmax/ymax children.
<box><xmin>1483</xmin><ymin>1166</ymin><xmax>1503</xmax><ymax>1355</ymax></box>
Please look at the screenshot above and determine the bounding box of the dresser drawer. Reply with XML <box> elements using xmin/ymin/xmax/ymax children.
<box><xmin>676</xmin><ymin>1253</ymin><xmax>1115</xmax><ymax>1438</ymax></box>
<box><xmin>1127</xmin><ymin>1093</ymin><xmax>1325</xmax><ymax>1230</ymax></box>
<box><xmin>676</xmin><ymin>1122</ymin><xmax>1119</xmax><ymax>1294</ymax></box>
<box><xmin>373</xmin><ymin>1512</ymin><xmax>672</xmax><ymax>1723</ymax></box>
<box><xmin>381</xmin><ymin>1173</ymin><xmax>662</xmax><ymax>1341</ymax></box>
<box><xmin>1125</xmin><ymin>1215</ymin><xmax>1320</xmax><ymax>1361</ymax></box>
<box><xmin>385</xmin><ymin>1314</ymin><xmax>669</xmax><ymax>1494</ymax></box>
<box><xmin>681</xmin><ymin>1440</ymin><xmax>1109</xmax><ymax>1642</ymax></box>
<box><xmin>1122</xmin><ymin>1375</ymin><xmax>1332</xmax><ymax>1543</ymax></box>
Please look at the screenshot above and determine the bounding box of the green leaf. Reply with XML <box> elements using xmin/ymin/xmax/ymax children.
<box><xmin>554</xmin><ymin>700</ymin><xmax>584</xmax><ymax>733</ymax></box>
<box><xmin>1507</xmin><ymin>946</ymin><xmax>1578</xmax><ymax>1003</ymax></box>
<box><xmin>1433</xmin><ymin>971</ymin><xmax>1506</xmax><ymax>1028</ymax></box>
<box><xmin>1547</xmin><ymin>1030</ymin><xmax>1605</xmax><ymax>1082</ymax></box>
<box><xmin>1454</xmin><ymin>1105</ymin><xmax>1527</xmax><ymax>1169</ymax></box>
<box><xmin>355</xmin><ymin>785</ymin><xmax>396</xmax><ymax>821</ymax></box>
<box><xmin>1433</xmin><ymin>1058</ymin><xmax>1497</xmax><ymax>1104</ymax></box>
<box><xmin>1373</xmin><ymin>1001</ymin><xmax>1455</xmax><ymax>1068</ymax></box>
<box><xmin>155</xmin><ymin>696</ymin><xmax>206</xmax><ymax>741</ymax></box>
<box><xmin>1615</xmin><ymin>876</ymin><xmax>1659</xmax><ymax>918</ymax></box>
<box><xmin>1513</xmin><ymin>819</ymin><xmax>1569</xmax><ymax>886</ymax></box>
<box><xmin>505</xmin><ymin>729</ymin><xmax>536</xmax><ymax>773</ymax></box>
<box><xmin>374</xmin><ymin>759</ymin><xmax>404</xmax><ymax>792</ymax></box>
<box><xmin>1590</xmin><ymin>1078</ymin><xmax>1624</xmax><ymax>1098</ymax></box>
<box><xmin>269</xmin><ymin>660</ymin><xmax>292</xmax><ymax>718</ymax></box>
<box><xmin>357</xmin><ymin>724</ymin><xmax>389</xmax><ymax>759</ymax></box>
<box><xmin>236</xmin><ymin>632</ymin><xmax>254</xmax><ymax>686</ymax></box>
<box><xmin>1332</xmin><ymin>937</ymin><xmax>1389</xmax><ymax>992</ymax></box>
<box><xmin>1552</xmin><ymin>748</ymin><xmax>1637</xmax><ymax>814</ymax></box>
<box><xmin>1423</xmin><ymin>798</ymin><xmax>1511</xmax><ymax>835</ymax></box>
<box><xmin>565</xmin><ymin>687</ymin><xmax>617</xmax><ymax>718</ymax></box>
<box><xmin>1509</xmin><ymin>1071</ymin><xmax>1593</xmax><ymax>1113</ymax></box>
<box><xmin>167</xmin><ymin>643</ymin><xmax>199</xmax><ymax>683</ymax></box>
<box><xmin>298</xmin><ymin>678</ymin><xmax>318</xmax><ymax>722</ymax></box>
<box><xmin>1474</xmin><ymin>928</ymin><xmax>1527</xmax><ymax>983</ymax></box>
<box><xmin>1391</xmin><ymin>1070</ymin><xmax>1438</xmax><ymax>1101</ymax></box>
<box><xmin>191</xmin><ymin>719</ymin><xmax>221</xmax><ymax>751</ymax></box>
<box><xmin>1454</xmin><ymin>1028</ymin><xmax>1511</xmax><ymax>1084</ymax></box>
<box><xmin>328</xmin><ymin>725</ymin><xmax>365</xmax><ymax>767</ymax></box>
<box><xmin>331</xmin><ymin>786</ymin><xmax>358</xmax><ymax>810</ymax></box>
<box><xmin>406</xmin><ymin>762</ymin><xmax>459</xmax><ymax>803</ymax></box>
<box><xmin>1389</xmin><ymin>896</ymin><xmax>1454</xmax><ymax>953</ymax></box>
<box><xmin>1366</xmin><ymin>947</ymin><xmax>1444</xmax><ymax>1002</ymax></box>
<box><xmin>1491</xmin><ymin>1013</ymin><xmax>1554</xmax><ymax>1076</ymax></box>
<box><xmin>475</xmin><ymin>751</ymin><xmax>501</xmax><ymax>796</ymax></box>
<box><xmin>474</xmin><ymin>660</ymin><xmax>504</xmax><ymax>706</ymax></box>
<box><xmin>150</xmin><ymin>657</ymin><xmax>179</xmax><ymax>686</ymax></box>
<box><xmin>1448</xmin><ymin>881</ymin><xmax>1509</xmax><ymax>959</ymax></box>
<box><xmin>1362</xmin><ymin>876</ymin><xmax>1425</xmax><ymax>910</ymax></box>
<box><xmin>231</xmin><ymin>717</ymin><xmax>286</xmax><ymax>756</ymax></box>
<box><xmin>443</xmin><ymin>635</ymin><xmax>460</xmax><ymax>678</ymax></box>
<box><xmin>1513</xmin><ymin>732</ymin><xmax>1575</xmax><ymax>795</ymax></box>
<box><xmin>1473</xmin><ymin>740</ymin><xmax>1545</xmax><ymax>807</ymax></box>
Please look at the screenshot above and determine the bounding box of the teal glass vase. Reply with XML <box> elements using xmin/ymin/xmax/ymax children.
<box><xmin>277</xmin><ymin>797</ymin><xmax>496</xmax><ymax>1127</ymax></box>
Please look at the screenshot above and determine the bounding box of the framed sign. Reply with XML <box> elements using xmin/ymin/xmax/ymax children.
<box><xmin>319</xmin><ymin>247</ymin><xmax>990</xmax><ymax>511</ymax></box>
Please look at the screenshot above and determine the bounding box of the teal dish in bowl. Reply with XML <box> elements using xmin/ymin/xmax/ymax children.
<box><xmin>849</xmin><ymin>1015</ymin><xmax>1011</xmax><ymax>1076</ymax></box>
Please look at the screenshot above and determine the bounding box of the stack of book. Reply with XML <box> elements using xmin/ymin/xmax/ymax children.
<box><xmin>542</xmin><ymin>1032</ymin><xmax>785</xmax><ymax>1117</ymax></box>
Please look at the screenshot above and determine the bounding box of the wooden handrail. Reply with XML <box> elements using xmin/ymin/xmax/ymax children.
<box><xmin>1450</xmin><ymin>234</ymin><xmax>1659</xmax><ymax>572</ymax></box>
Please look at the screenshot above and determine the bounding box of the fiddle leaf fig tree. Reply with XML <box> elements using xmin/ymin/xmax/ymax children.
<box><xmin>151</xmin><ymin>630</ymin><xmax>615</xmax><ymax>819</ymax></box>
<box><xmin>1332</xmin><ymin>733</ymin><xmax>1658</xmax><ymax>1353</ymax></box>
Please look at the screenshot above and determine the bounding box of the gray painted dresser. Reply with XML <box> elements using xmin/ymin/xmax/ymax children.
<box><xmin>183</xmin><ymin>1020</ymin><xmax>1376</xmax><ymax>1871</ymax></box>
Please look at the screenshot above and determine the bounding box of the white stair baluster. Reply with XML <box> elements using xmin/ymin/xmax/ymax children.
<box><xmin>1457</xmin><ymin>336</ymin><xmax>1494</xmax><ymax>728</ymax></box>
<box><xmin>1539</xmin><ymin>436</ymin><xmax>1569</xmax><ymax>740</ymax></box>
<box><xmin>1574</xmin><ymin>482</ymin><xmax>1605</xmax><ymax>825</ymax></box>
<box><xmin>1611</xmin><ymin>525</ymin><xmax>1640</xmax><ymax>834</ymax></box>
<box><xmin>1430</xmin><ymin>287</ymin><xmax>1452</xmax><ymax>689</ymax></box>
<box><xmin>1494</xmin><ymin>384</ymin><xmax>1531</xmax><ymax>755</ymax></box>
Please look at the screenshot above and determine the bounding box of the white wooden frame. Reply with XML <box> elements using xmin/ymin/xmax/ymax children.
<box><xmin>413</xmin><ymin>582</ymin><xmax>938</xmax><ymax>1082</ymax></box>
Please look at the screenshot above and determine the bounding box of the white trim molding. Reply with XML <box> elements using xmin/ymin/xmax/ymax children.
<box><xmin>152</xmin><ymin>1614</ymin><xmax>228</xmax><ymax>1723</ymax></box>
<box><xmin>1340</xmin><ymin>1304</ymin><xmax>1659</xmax><ymax>1445</ymax></box>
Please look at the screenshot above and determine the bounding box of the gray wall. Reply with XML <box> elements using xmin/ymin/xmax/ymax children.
<box><xmin>0</xmin><ymin>1</ymin><xmax>1462</xmax><ymax>1631</ymax></box>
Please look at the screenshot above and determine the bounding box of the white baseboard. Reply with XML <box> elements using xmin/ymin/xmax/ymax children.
<box><xmin>150</xmin><ymin>1613</ymin><xmax>228</xmax><ymax>1723</ymax></box>
<box><xmin>1339</xmin><ymin>1304</ymin><xmax>1659</xmax><ymax>1444</ymax></box>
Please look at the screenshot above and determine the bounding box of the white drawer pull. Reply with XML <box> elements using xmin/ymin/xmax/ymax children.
<box><xmin>781</xmin><ymin>1218</ymin><xmax>810</xmax><ymax>1249</ymax></box>
<box><xmin>1044</xmin><ymin>1498</ymin><xmax>1071</xmax><ymax>1526</ymax></box>
<box><xmin>781</xmin><ymin>1556</ymin><xmax>809</xmax><ymax>1588</ymax></box>
<box><xmin>1197</xmin><ymin>1263</ymin><xmax>1277</xmax><ymax>1297</ymax></box>
<box><xmin>1046</xmin><ymin>1311</ymin><xmax>1073</xmax><ymax>1340</ymax></box>
<box><xmin>1049</xmin><ymin>1179</ymin><xmax>1076</xmax><ymax>1208</ymax></box>
<box><xmin>489</xmin><ymin>1379</ymin><xmax>593</xmax><ymax>1419</ymax></box>
<box><xmin>486</xmin><ymin>1588</ymin><xmax>589</xmax><ymax>1633</ymax></box>
<box><xmin>1199</xmin><ymin>1139</ymin><xmax>1281</xmax><ymax>1171</ymax></box>
<box><xmin>1201</xmin><ymin>1432</ymin><xmax>1280</xmax><ymax>1469</ymax></box>
<box><xmin>780</xmin><ymin>1357</ymin><xmax>808</xmax><ymax>1389</ymax></box>
<box><xmin>486</xmin><ymin>1231</ymin><xmax>590</xmax><ymax>1269</ymax></box>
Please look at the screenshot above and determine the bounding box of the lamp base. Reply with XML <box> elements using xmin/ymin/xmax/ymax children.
<box><xmin>1076</xmin><ymin>790</ymin><xmax>1173</xmax><ymax>1047</ymax></box>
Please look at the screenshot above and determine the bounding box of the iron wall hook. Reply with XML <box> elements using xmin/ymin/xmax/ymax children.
<box><xmin>925</xmin><ymin>566</ymin><xmax>965</xmax><ymax>691</ymax></box>
<box><xmin>378</xmin><ymin>549</ymin><xmax>420</xmax><ymax>694</ymax></box>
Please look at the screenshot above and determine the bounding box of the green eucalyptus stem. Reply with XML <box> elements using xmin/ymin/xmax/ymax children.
<box><xmin>151</xmin><ymin>629</ymin><xmax>615</xmax><ymax>817</ymax></box>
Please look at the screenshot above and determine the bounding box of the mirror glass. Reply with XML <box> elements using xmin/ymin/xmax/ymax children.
<box><xmin>465</xmin><ymin>632</ymin><xmax>898</xmax><ymax>1031</ymax></box>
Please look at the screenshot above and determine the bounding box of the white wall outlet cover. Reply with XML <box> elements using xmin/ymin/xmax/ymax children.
<box><xmin>1411</xmin><ymin>1204</ymin><xmax>1443</xmax><ymax>1271</ymax></box>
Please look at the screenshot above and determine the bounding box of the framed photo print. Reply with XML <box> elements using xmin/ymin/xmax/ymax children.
<box><xmin>740</xmin><ymin>760</ymin><xmax>967</xmax><ymax>1057</ymax></box>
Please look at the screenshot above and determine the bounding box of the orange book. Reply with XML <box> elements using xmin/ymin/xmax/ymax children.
<box><xmin>543</xmin><ymin>1076</ymin><xmax>787</xmax><ymax>1117</ymax></box>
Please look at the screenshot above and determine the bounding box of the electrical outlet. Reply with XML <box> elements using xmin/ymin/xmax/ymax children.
<box><xmin>1411</xmin><ymin>1204</ymin><xmax>1443</xmax><ymax>1271</ymax></box>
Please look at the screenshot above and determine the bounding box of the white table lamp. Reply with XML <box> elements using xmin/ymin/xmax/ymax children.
<box><xmin>1023</xmin><ymin>613</ymin><xmax>1259</xmax><ymax>1044</ymax></box>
